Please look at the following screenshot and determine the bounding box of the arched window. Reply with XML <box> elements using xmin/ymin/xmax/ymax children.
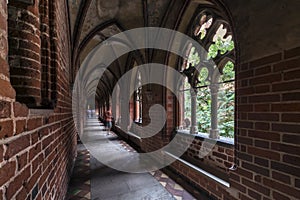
<box><xmin>180</xmin><ymin>10</ymin><xmax>235</xmax><ymax>140</ymax></box>
<box><xmin>134</xmin><ymin>71</ymin><xmax>142</xmax><ymax>123</ymax></box>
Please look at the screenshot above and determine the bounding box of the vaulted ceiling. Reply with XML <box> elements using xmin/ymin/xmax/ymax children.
<box><xmin>67</xmin><ymin>0</ymin><xmax>300</xmax><ymax>102</ymax></box>
<box><xmin>67</xmin><ymin>0</ymin><xmax>178</xmax><ymax>101</ymax></box>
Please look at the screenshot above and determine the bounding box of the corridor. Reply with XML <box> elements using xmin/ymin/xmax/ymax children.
<box><xmin>1</xmin><ymin>1</ymin><xmax>300</xmax><ymax>199</ymax></box>
<box><xmin>66</xmin><ymin>118</ymin><xmax>196</xmax><ymax>200</ymax></box>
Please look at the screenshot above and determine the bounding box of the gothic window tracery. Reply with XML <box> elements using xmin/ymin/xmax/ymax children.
<box><xmin>180</xmin><ymin>9</ymin><xmax>235</xmax><ymax>139</ymax></box>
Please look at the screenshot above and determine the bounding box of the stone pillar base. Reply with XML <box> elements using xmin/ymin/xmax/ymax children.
<box><xmin>209</xmin><ymin>129</ymin><xmax>219</xmax><ymax>139</ymax></box>
<box><xmin>190</xmin><ymin>126</ymin><xmax>198</xmax><ymax>134</ymax></box>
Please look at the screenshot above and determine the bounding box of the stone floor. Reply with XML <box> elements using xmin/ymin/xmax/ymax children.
<box><xmin>67</xmin><ymin>118</ymin><xmax>196</xmax><ymax>200</ymax></box>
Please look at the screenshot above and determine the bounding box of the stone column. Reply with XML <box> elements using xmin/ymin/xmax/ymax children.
<box><xmin>209</xmin><ymin>83</ymin><xmax>219</xmax><ymax>139</ymax></box>
<box><xmin>190</xmin><ymin>88</ymin><xmax>198</xmax><ymax>134</ymax></box>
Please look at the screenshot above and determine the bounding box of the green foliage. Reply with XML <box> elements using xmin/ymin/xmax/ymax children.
<box><xmin>197</xmin><ymin>87</ymin><xmax>211</xmax><ymax>134</ymax></box>
<box><xmin>183</xmin><ymin>61</ymin><xmax>235</xmax><ymax>138</ymax></box>
<box><xmin>218</xmin><ymin>81</ymin><xmax>235</xmax><ymax>138</ymax></box>
<box><xmin>183</xmin><ymin>29</ymin><xmax>235</xmax><ymax>138</ymax></box>
<box><xmin>188</xmin><ymin>47</ymin><xmax>200</xmax><ymax>67</ymax></box>
<box><xmin>222</xmin><ymin>61</ymin><xmax>234</xmax><ymax>81</ymax></box>
<box><xmin>207</xmin><ymin>37</ymin><xmax>235</xmax><ymax>60</ymax></box>
<box><xmin>198</xmin><ymin>67</ymin><xmax>209</xmax><ymax>86</ymax></box>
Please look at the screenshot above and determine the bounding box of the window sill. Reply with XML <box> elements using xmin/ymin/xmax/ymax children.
<box><xmin>164</xmin><ymin>151</ymin><xmax>230</xmax><ymax>188</ymax></box>
<box><xmin>176</xmin><ymin>130</ymin><xmax>234</xmax><ymax>147</ymax></box>
<box><xmin>29</xmin><ymin>109</ymin><xmax>54</xmax><ymax>117</ymax></box>
<box><xmin>128</xmin><ymin>131</ymin><xmax>142</xmax><ymax>140</ymax></box>
<box><xmin>114</xmin><ymin>125</ymin><xmax>142</xmax><ymax>141</ymax></box>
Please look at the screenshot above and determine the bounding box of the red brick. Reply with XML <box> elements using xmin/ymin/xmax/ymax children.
<box><xmin>272</xmin><ymin>80</ymin><xmax>300</xmax><ymax>92</ymax></box>
<box><xmin>239</xmin><ymin>62</ymin><xmax>249</xmax><ymax>71</ymax></box>
<box><xmin>16</xmin><ymin>187</ymin><xmax>28</xmax><ymax>200</ymax></box>
<box><xmin>274</xmin><ymin>57</ymin><xmax>300</xmax><ymax>72</ymax></box>
<box><xmin>11</xmin><ymin>76</ymin><xmax>41</xmax><ymax>88</ymax></box>
<box><xmin>27</xmin><ymin>118</ymin><xmax>43</xmax><ymax>131</ymax></box>
<box><xmin>284</xmin><ymin>69</ymin><xmax>300</xmax><ymax>80</ymax></box>
<box><xmin>0</xmin><ymin>120</ymin><xmax>14</xmax><ymax>139</ymax></box>
<box><xmin>273</xmin><ymin>191</ymin><xmax>291</xmax><ymax>200</ymax></box>
<box><xmin>32</xmin><ymin>153</ymin><xmax>43</xmax><ymax>173</ymax></box>
<box><xmin>42</xmin><ymin>135</ymin><xmax>53</xmax><ymax>149</ymax></box>
<box><xmin>0</xmin><ymin>144</ymin><xmax>3</xmax><ymax>162</ymax></box>
<box><xmin>254</xmin><ymin>122</ymin><xmax>270</xmax><ymax>131</ymax></box>
<box><xmin>13</xmin><ymin>102</ymin><xmax>29</xmax><ymax>117</ymax></box>
<box><xmin>271</xmin><ymin>161</ymin><xmax>300</xmax><ymax>177</ymax></box>
<box><xmin>248</xmin><ymin>113</ymin><xmax>279</xmax><ymax>122</ymax></box>
<box><xmin>237</xmin><ymin>167</ymin><xmax>253</xmax><ymax>179</ymax></box>
<box><xmin>29</xmin><ymin>143</ymin><xmax>41</xmax><ymax>160</ymax></box>
<box><xmin>272</xmin><ymin>103</ymin><xmax>300</xmax><ymax>112</ymax></box>
<box><xmin>296</xmin><ymin>179</ymin><xmax>300</xmax><ymax>188</ymax></box>
<box><xmin>263</xmin><ymin>177</ymin><xmax>300</xmax><ymax>198</ymax></box>
<box><xmin>249</xmin><ymin>94</ymin><xmax>280</xmax><ymax>103</ymax></box>
<box><xmin>6</xmin><ymin>166</ymin><xmax>30</xmax><ymax>200</ymax></box>
<box><xmin>14</xmin><ymin>87</ymin><xmax>40</xmax><ymax>97</ymax></box>
<box><xmin>282</xmin><ymin>154</ymin><xmax>300</xmax><ymax>166</ymax></box>
<box><xmin>25</xmin><ymin>168</ymin><xmax>41</xmax><ymax>192</ymax></box>
<box><xmin>250</xmin><ymin>74</ymin><xmax>282</xmax><ymax>85</ymax></box>
<box><xmin>272</xmin><ymin>142</ymin><xmax>300</xmax><ymax>156</ymax></box>
<box><xmin>237</xmin><ymin>70</ymin><xmax>254</xmax><ymax>79</ymax></box>
<box><xmin>231</xmin><ymin>180</ymin><xmax>246</xmax><ymax>193</ymax></box>
<box><xmin>254</xmin><ymin>104</ymin><xmax>270</xmax><ymax>112</ymax></box>
<box><xmin>237</xmin><ymin>105</ymin><xmax>253</xmax><ymax>112</ymax></box>
<box><xmin>248</xmin><ymin>130</ymin><xmax>280</xmax><ymax>141</ymax></box>
<box><xmin>254</xmin><ymin>85</ymin><xmax>270</xmax><ymax>93</ymax></box>
<box><xmin>242</xmin><ymin>162</ymin><xmax>270</xmax><ymax>176</ymax></box>
<box><xmin>225</xmin><ymin>149</ymin><xmax>234</xmax><ymax>156</ymax></box>
<box><xmin>248</xmin><ymin>146</ymin><xmax>280</xmax><ymax>160</ymax></box>
<box><xmin>15</xmin><ymin>119</ymin><xmax>26</xmax><ymax>135</ymax></box>
<box><xmin>0</xmin><ymin>79</ymin><xmax>16</xmax><ymax>99</ymax></box>
<box><xmin>248</xmin><ymin>189</ymin><xmax>261</xmax><ymax>199</ymax></box>
<box><xmin>250</xmin><ymin>53</ymin><xmax>282</xmax><ymax>68</ymax></box>
<box><xmin>254</xmin><ymin>66</ymin><xmax>272</xmax><ymax>76</ymax></box>
<box><xmin>31</xmin><ymin>131</ymin><xmax>40</xmax><ymax>144</ymax></box>
<box><xmin>282</xmin><ymin>134</ymin><xmax>300</xmax><ymax>145</ymax></box>
<box><xmin>17</xmin><ymin>151</ymin><xmax>28</xmax><ymax>170</ymax></box>
<box><xmin>0</xmin><ymin>101</ymin><xmax>11</xmax><ymax>118</ymax></box>
<box><xmin>212</xmin><ymin>151</ymin><xmax>227</xmax><ymax>160</ymax></box>
<box><xmin>272</xmin><ymin>171</ymin><xmax>291</xmax><ymax>184</ymax></box>
<box><xmin>282</xmin><ymin>113</ymin><xmax>300</xmax><ymax>123</ymax></box>
<box><xmin>0</xmin><ymin>57</ymin><xmax>9</xmax><ymax>77</ymax></box>
<box><xmin>0</xmin><ymin>161</ymin><xmax>16</xmax><ymax>186</ymax></box>
<box><xmin>242</xmin><ymin>178</ymin><xmax>270</xmax><ymax>196</ymax></box>
<box><xmin>272</xmin><ymin>123</ymin><xmax>300</xmax><ymax>134</ymax></box>
<box><xmin>254</xmin><ymin>157</ymin><xmax>269</xmax><ymax>167</ymax></box>
<box><xmin>254</xmin><ymin>175</ymin><xmax>262</xmax><ymax>183</ymax></box>
<box><xmin>239</xmin><ymin>194</ymin><xmax>252</xmax><ymax>200</ymax></box>
<box><xmin>38</xmin><ymin>127</ymin><xmax>49</xmax><ymax>138</ymax></box>
<box><xmin>5</xmin><ymin>134</ymin><xmax>30</xmax><ymax>158</ymax></box>
<box><xmin>236</xmin><ymin>87</ymin><xmax>254</xmax><ymax>96</ymax></box>
<box><xmin>282</xmin><ymin>92</ymin><xmax>300</xmax><ymax>101</ymax></box>
<box><xmin>284</xmin><ymin>46</ymin><xmax>300</xmax><ymax>59</ymax></box>
<box><xmin>254</xmin><ymin>139</ymin><xmax>270</xmax><ymax>149</ymax></box>
<box><xmin>237</xmin><ymin>136</ymin><xmax>253</xmax><ymax>145</ymax></box>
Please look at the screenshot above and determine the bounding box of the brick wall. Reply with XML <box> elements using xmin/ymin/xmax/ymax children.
<box><xmin>0</xmin><ymin>0</ymin><xmax>76</xmax><ymax>199</ymax></box>
<box><xmin>232</xmin><ymin>46</ymin><xmax>300</xmax><ymax>200</ymax></box>
<box><xmin>162</xmin><ymin>46</ymin><xmax>300</xmax><ymax>200</ymax></box>
<box><xmin>178</xmin><ymin>135</ymin><xmax>235</xmax><ymax>173</ymax></box>
<box><xmin>8</xmin><ymin>0</ymin><xmax>42</xmax><ymax>107</ymax></box>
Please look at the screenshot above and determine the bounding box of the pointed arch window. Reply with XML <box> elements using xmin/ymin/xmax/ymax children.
<box><xmin>180</xmin><ymin>10</ymin><xmax>235</xmax><ymax>139</ymax></box>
